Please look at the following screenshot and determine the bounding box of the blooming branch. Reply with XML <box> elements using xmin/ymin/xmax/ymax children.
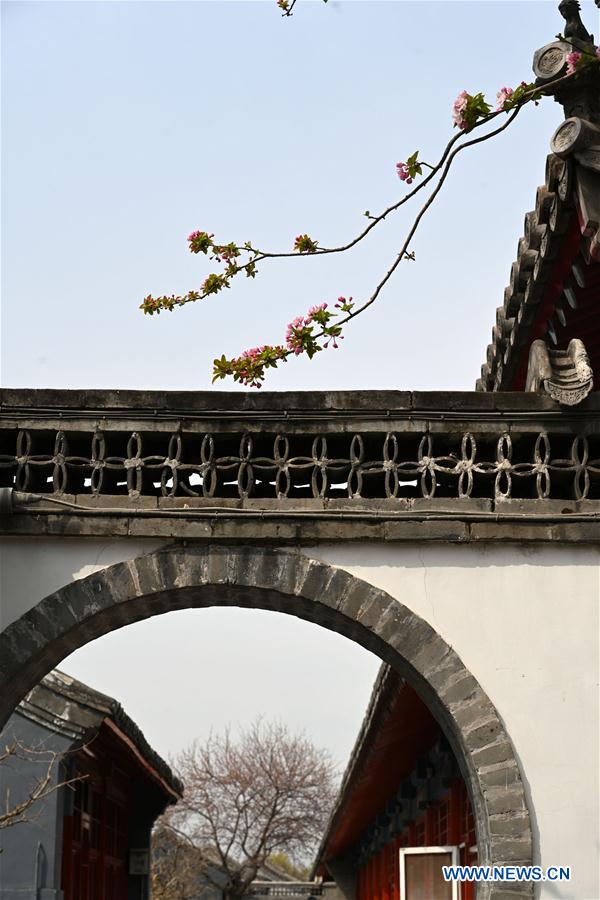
<box><xmin>396</xmin><ymin>151</ymin><xmax>433</xmax><ymax>185</ymax></box>
<box><xmin>452</xmin><ymin>90</ymin><xmax>492</xmax><ymax>130</ymax></box>
<box><xmin>277</xmin><ymin>0</ymin><xmax>328</xmax><ymax>16</ymax></box>
<box><xmin>293</xmin><ymin>234</ymin><xmax>319</xmax><ymax>253</ymax></box>
<box><xmin>212</xmin><ymin>298</ymin><xmax>353</xmax><ymax>387</ymax></box>
<box><xmin>556</xmin><ymin>32</ymin><xmax>600</xmax><ymax>68</ymax></box>
<box><xmin>141</xmin><ymin>40</ymin><xmax>599</xmax><ymax>385</ymax></box>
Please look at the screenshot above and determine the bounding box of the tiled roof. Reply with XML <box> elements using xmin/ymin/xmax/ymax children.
<box><xmin>478</xmin><ymin>23</ymin><xmax>600</xmax><ymax>397</ymax></box>
<box><xmin>477</xmin><ymin>151</ymin><xmax>600</xmax><ymax>394</ymax></box>
<box><xmin>17</xmin><ymin>669</ymin><xmax>183</xmax><ymax>797</ymax></box>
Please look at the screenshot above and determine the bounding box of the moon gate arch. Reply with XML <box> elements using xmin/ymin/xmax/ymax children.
<box><xmin>0</xmin><ymin>544</ymin><xmax>533</xmax><ymax>897</ymax></box>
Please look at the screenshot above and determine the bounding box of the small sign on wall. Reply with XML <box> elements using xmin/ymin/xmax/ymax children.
<box><xmin>129</xmin><ymin>849</ymin><xmax>150</xmax><ymax>875</ymax></box>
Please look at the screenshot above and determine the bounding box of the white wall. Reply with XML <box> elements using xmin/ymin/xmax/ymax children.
<box><xmin>308</xmin><ymin>543</ymin><xmax>600</xmax><ymax>900</ymax></box>
<box><xmin>0</xmin><ymin>537</ymin><xmax>165</xmax><ymax>630</ymax></box>
<box><xmin>1</xmin><ymin>537</ymin><xmax>598</xmax><ymax>899</ymax></box>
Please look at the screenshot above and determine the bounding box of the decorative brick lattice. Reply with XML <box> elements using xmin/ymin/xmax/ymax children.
<box><xmin>2</xmin><ymin>428</ymin><xmax>599</xmax><ymax>501</ymax></box>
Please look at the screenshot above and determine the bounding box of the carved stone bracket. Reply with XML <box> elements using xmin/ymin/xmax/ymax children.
<box><xmin>550</xmin><ymin>122</ymin><xmax>600</xmax><ymax>256</ymax></box>
<box><xmin>549</xmin><ymin>118</ymin><xmax>600</xmax><ymax>259</ymax></box>
<box><xmin>533</xmin><ymin>41</ymin><xmax>571</xmax><ymax>82</ymax></box>
<box><xmin>575</xmin><ymin>161</ymin><xmax>600</xmax><ymax>261</ymax></box>
<box><xmin>551</xmin><ymin>117</ymin><xmax>600</xmax><ymax>165</ymax></box>
<box><xmin>525</xmin><ymin>337</ymin><xmax>594</xmax><ymax>405</ymax></box>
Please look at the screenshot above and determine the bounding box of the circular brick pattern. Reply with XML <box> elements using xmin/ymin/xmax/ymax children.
<box><xmin>0</xmin><ymin>545</ymin><xmax>533</xmax><ymax>897</ymax></box>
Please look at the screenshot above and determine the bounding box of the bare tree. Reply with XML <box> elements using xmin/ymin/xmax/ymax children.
<box><xmin>0</xmin><ymin>740</ymin><xmax>81</xmax><ymax>830</ymax></box>
<box><xmin>154</xmin><ymin>720</ymin><xmax>338</xmax><ymax>900</ymax></box>
<box><xmin>152</xmin><ymin>826</ymin><xmax>214</xmax><ymax>900</ymax></box>
<box><xmin>267</xmin><ymin>852</ymin><xmax>310</xmax><ymax>880</ymax></box>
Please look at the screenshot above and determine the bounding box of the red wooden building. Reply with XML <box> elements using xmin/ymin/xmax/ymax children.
<box><xmin>0</xmin><ymin>670</ymin><xmax>182</xmax><ymax>900</ymax></box>
<box><xmin>315</xmin><ymin>666</ymin><xmax>476</xmax><ymax>900</ymax></box>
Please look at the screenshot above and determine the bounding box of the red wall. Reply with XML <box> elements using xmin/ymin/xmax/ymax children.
<box><xmin>356</xmin><ymin>780</ymin><xmax>476</xmax><ymax>900</ymax></box>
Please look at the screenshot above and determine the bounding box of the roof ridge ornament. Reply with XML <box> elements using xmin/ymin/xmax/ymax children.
<box><xmin>525</xmin><ymin>338</ymin><xmax>594</xmax><ymax>405</ymax></box>
<box><xmin>558</xmin><ymin>0</ymin><xmax>593</xmax><ymax>45</ymax></box>
<box><xmin>532</xmin><ymin>3</ymin><xmax>599</xmax><ymax>122</ymax></box>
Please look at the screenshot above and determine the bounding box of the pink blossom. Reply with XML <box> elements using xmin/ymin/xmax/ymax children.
<box><xmin>286</xmin><ymin>316</ymin><xmax>304</xmax><ymax>334</ymax></box>
<box><xmin>566</xmin><ymin>51</ymin><xmax>582</xmax><ymax>75</ymax></box>
<box><xmin>495</xmin><ymin>86</ymin><xmax>514</xmax><ymax>111</ymax></box>
<box><xmin>285</xmin><ymin>316</ymin><xmax>306</xmax><ymax>355</ymax></box>
<box><xmin>187</xmin><ymin>230</ymin><xmax>213</xmax><ymax>252</ymax></box>
<box><xmin>596</xmin><ymin>46</ymin><xmax>600</xmax><ymax>59</ymax></box>
<box><xmin>335</xmin><ymin>296</ymin><xmax>352</xmax><ymax>308</ymax></box>
<box><xmin>396</xmin><ymin>162</ymin><xmax>413</xmax><ymax>184</ymax></box>
<box><xmin>452</xmin><ymin>90</ymin><xmax>469</xmax><ymax>130</ymax></box>
<box><xmin>306</xmin><ymin>303</ymin><xmax>328</xmax><ymax>321</ymax></box>
<box><xmin>239</xmin><ymin>346</ymin><xmax>265</xmax><ymax>361</ymax></box>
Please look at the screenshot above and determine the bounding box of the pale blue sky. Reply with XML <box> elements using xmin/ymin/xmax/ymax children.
<box><xmin>3</xmin><ymin>0</ymin><xmax>585</xmax><ymax>393</ymax></box>
<box><xmin>3</xmin><ymin>1</ymin><xmax>596</xmax><ymax>764</ymax></box>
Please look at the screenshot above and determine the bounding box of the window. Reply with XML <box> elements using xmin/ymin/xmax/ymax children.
<box><xmin>399</xmin><ymin>846</ymin><xmax>459</xmax><ymax>900</ymax></box>
<box><xmin>62</xmin><ymin>765</ymin><xmax>131</xmax><ymax>900</ymax></box>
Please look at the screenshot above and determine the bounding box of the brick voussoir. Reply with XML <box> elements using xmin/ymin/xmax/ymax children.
<box><xmin>479</xmin><ymin>762</ymin><xmax>522</xmax><ymax>791</ymax></box>
<box><xmin>56</xmin><ymin>575</ymin><xmax>108</xmax><ymax>621</ymax></box>
<box><xmin>36</xmin><ymin>589</ymin><xmax>80</xmax><ymax>638</ymax></box>
<box><xmin>489</xmin><ymin>889</ymin><xmax>534</xmax><ymax>899</ymax></box>
<box><xmin>91</xmin><ymin>561</ymin><xmax>141</xmax><ymax>605</ymax></box>
<box><xmin>372</xmin><ymin>603</ymin><xmax>415</xmax><ymax>647</ymax></box>
<box><xmin>489</xmin><ymin>837</ymin><xmax>534</xmax><ymax>861</ymax></box>
<box><xmin>318</xmin><ymin>566</ymin><xmax>359</xmax><ymax>611</ymax></box>
<box><xmin>336</xmin><ymin>579</ymin><xmax>379</xmax><ymax>622</ymax></box>
<box><xmin>151</xmin><ymin>546</ymin><xmax>198</xmax><ymax>591</ymax></box>
<box><xmin>0</xmin><ymin>622</ymin><xmax>48</xmax><ymax>673</ymax></box>
<box><xmin>439</xmin><ymin>672</ymin><xmax>481</xmax><ymax>708</ymax></box>
<box><xmin>129</xmin><ymin>551</ymin><xmax>169</xmax><ymax>597</ymax></box>
<box><xmin>293</xmin><ymin>558</ymin><xmax>336</xmax><ymax>603</ymax></box>
<box><xmin>453</xmin><ymin>694</ymin><xmax>497</xmax><ymax>730</ymax></box>
<box><xmin>205</xmin><ymin>545</ymin><xmax>236</xmax><ymax>585</ymax></box>
<box><xmin>428</xmin><ymin>654</ymin><xmax>468</xmax><ymax>693</ymax></box>
<box><xmin>314</xmin><ymin>566</ymin><xmax>356</xmax><ymax>613</ymax></box>
<box><xmin>261</xmin><ymin>550</ymin><xmax>308</xmax><ymax>597</ymax></box>
<box><xmin>409</xmin><ymin>634</ymin><xmax>456</xmax><ymax>681</ymax></box>
<box><xmin>227</xmin><ymin>545</ymin><xmax>264</xmax><ymax>589</ymax></box>
<box><xmin>379</xmin><ymin>613</ymin><xmax>426</xmax><ymax>659</ymax></box>
<box><xmin>355</xmin><ymin>591</ymin><xmax>393</xmax><ymax>631</ymax></box>
<box><xmin>251</xmin><ymin>548</ymin><xmax>292</xmax><ymax>592</ymax></box>
<box><xmin>471</xmin><ymin>740</ymin><xmax>516</xmax><ymax>768</ymax></box>
<box><xmin>0</xmin><ymin>631</ymin><xmax>30</xmax><ymax>681</ymax></box>
<box><xmin>488</xmin><ymin>812</ymin><xmax>531</xmax><ymax>836</ymax></box>
<box><xmin>485</xmin><ymin>786</ymin><xmax>528</xmax><ymax>816</ymax></box>
<box><xmin>463</xmin><ymin>717</ymin><xmax>504</xmax><ymax>751</ymax></box>
<box><xmin>20</xmin><ymin>603</ymin><xmax>69</xmax><ymax>645</ymax></box>
<box><xmin>180</xmin><ymin>544</ymin><xmax>213</xmax><ymax>586</ymax></box>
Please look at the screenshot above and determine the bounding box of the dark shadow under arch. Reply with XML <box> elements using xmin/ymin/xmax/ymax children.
<box><xmin>0</xmin><ymin>544</ymin><xmax>533</xmax><ymax>898</ymax></box>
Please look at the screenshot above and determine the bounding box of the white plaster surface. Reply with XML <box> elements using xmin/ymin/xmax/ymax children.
<box><xmin>308</xmin><ymin>543</ymin><xmax>600</xmax><ymax>900</ymax></box>
<box><xmin>0</xmin><ymin>537</ymin><xmax>165</xmax><ymax>630</ymax></box>
<box><xmin>1</xmin><ymin>538</ymin><xmax>598</xmax><ymax>898</ymax></box>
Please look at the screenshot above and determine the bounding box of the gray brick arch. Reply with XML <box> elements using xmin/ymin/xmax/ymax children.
<box><xmin>0</xmin><ymin>545</ymin><xmax>532</xmax><ymax>898</ymax></box>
